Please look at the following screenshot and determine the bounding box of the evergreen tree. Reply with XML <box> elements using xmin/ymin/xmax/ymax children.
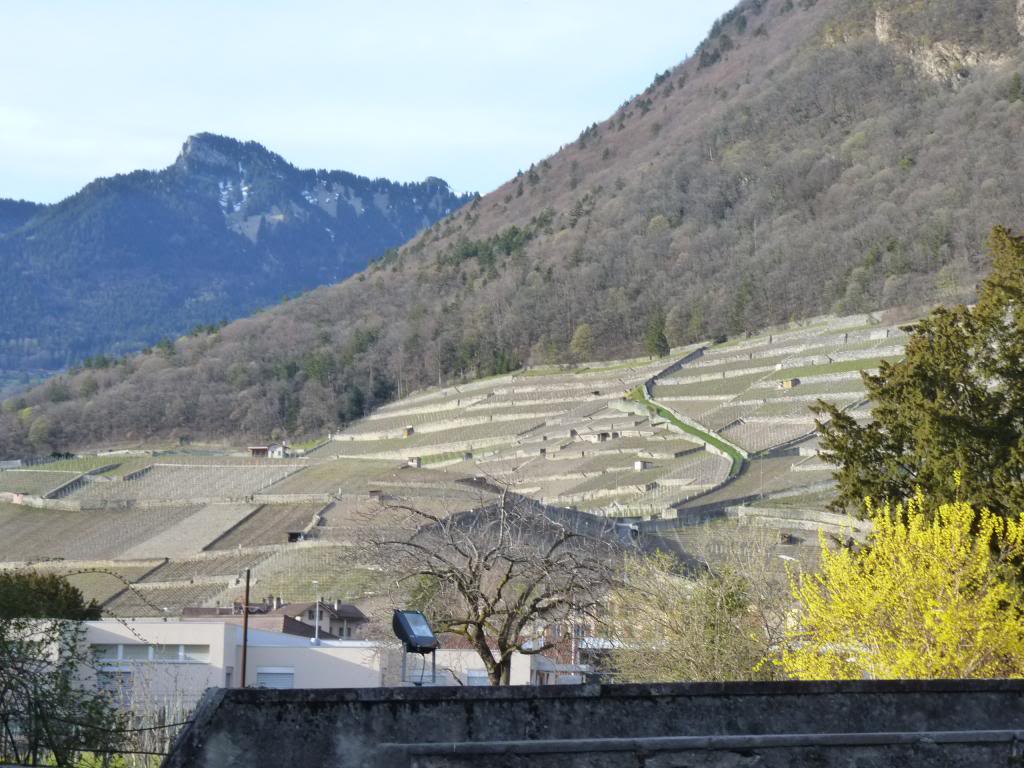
<box><xmin>815</xmin><ymin>226</ymin><xmax>1024</xmax><ymax>517</ymax></box>
<box><xmin>643</xmin><ymin>310</ymin><xmax>670</xmax><ymax>358</ymax></box>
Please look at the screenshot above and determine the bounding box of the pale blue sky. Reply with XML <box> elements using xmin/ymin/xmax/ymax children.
<box><xmin>0</xmin><ymin>1</ymin><xmax>736</xmax><ymax>203</ymax></box>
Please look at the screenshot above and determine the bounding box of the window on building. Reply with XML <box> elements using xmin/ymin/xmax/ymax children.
<box><xmin>466</xmin><ymin>670</ymin><xmax>490</xmax><ymax>686</ymax></box>
<box><xmin>122</xmin><ymin>644</ymin><xmax>151</xmax><ymax>661</ymax></box>
<box><xmin>152</xmin><ymin>644</ymin><xmax>179</xmax><ymax>662</ymax></box>
<box><xmin>92</xmin><ymin>644</ymin><xmax>119</xmax><ymax>660</ymax></box>
<box><xmin>182</xmin><ymin>645</ymin><xmax>210</xmax><ymax>663</ymax></box>
<box><xmin>256</xmin><ymin>668</ymin><xmax>295</xmax><ymax>689</ymax></box>
<box><xmin>89</xmin><ymin>643</ymin><xmax>211</xmax><ymax>663</ymax></box>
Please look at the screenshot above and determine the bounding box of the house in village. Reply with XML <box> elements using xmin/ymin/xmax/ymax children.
<box><xmin>183</xmin><ymin>597</ymin><xmax>370</xmax><ymax>640</ymax></box>
<box><xmin>248</xmin><ymin>443</ymin><xmax>287</xmax><ymax>459</ymax></box>
<box><xmin>266</xmin><ymin>599</ymin><xmax>370</xmax><ymax>640</ymax></box>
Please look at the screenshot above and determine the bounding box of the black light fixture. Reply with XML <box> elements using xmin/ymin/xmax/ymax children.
<box><xmin>392</xmin><ymin>609</ymin><xmax>439</xmax><ymax>654</ymax></box>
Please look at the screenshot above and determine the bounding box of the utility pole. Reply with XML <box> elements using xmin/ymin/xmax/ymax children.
<box><xmin>241</xmin><ymin>568</ymin><xmax>250</xmax><ymax>688</ymax></box>
<box><xmin>312</xmin><ymin>579</ymin><xmax>321</xmax><ymax>646</ymax></box>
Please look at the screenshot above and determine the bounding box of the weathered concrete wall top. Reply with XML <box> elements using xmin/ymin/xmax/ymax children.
<box><xmin>164</xmin><ymin>679</ymin><xmax>1024</xmax><ymax>768</ymax></box>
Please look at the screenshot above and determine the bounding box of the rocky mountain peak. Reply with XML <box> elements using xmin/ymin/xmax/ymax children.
<box><xmin>177</xmin><ymin>133</ymin><xmax>238</xmax><ymax>170</ymax></box>
<box><xmin>175</xmin><ymin>133</ymin><xmax>290</xmax><ymax>178</ymax></box>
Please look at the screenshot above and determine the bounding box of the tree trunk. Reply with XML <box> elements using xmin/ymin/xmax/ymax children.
<box><xmin>488</xmin><ymin>657</ymin><xmax>512</xmax><ymax>686</ymax></box>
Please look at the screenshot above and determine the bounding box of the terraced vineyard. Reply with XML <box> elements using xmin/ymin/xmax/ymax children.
<box><xmin>0</xmin><ymin>312</ymin><xmax>905</xmax><ymax>619</ymax></box>
<box><xmin>0</xmin><ymin>470</ymin><xmax>80</xmax><ymax>496</ymax></box>
<box><xmin>206</xmin><ymin>503</ymin><xmax>324</xmax><ymax>549</ymax></box>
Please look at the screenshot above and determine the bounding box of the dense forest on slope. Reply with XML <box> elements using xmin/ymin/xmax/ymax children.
<box><xmin>2</xmin><ymin>0</ymin><xmax>1023</xmax><ymax>456</ymax></box>
<box><xmin>0</xmin><ymin>200</ymin><xmax>45</xmax><ymax>235</ymax></box>
<box><xmin>0</xmin><ymin>134</ymin><xmax>471</xmax><ymax>375</ymax></box>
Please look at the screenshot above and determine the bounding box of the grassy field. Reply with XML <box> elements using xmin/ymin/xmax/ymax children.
<box><xmin>750</xmin><ymin>489</ymin><xmax>838</xmax><ymax>510</ymax></box>
<box><xmin>290</xmin><ymin>436</ymin><xmax>327</xmax><ymax>452</ymax></box>
<box><xmin>32</xmin><ymin>456</ymin><xmax>122</xmax><ymax>473</ymax></box>
<box><xmin>770</xmin><ymin>356</ymin><xmax>903</xmax><ymax>380</ymax></box>
<box><xmin>263</xmin><ymin>459</ymin><xmax>397</xmax><ymax>494</ymax></box>
<box><xmin>0</xmin><ymin>469</ymin><xmax>79</xmax><ymax>495</ymax></box>
<box><xmin>628</xmin><ymin>390</ymin><xmax>744</xmax><ymax>475</ymax></box>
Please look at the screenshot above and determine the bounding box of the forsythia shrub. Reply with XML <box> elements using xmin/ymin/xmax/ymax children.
<box><xmin>782</xmin><ymin>486</ymin><xmax>1024</xmax><ymax>679</ymax></box>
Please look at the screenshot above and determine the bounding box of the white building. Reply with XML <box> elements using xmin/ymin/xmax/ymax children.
<box><xmin>82</xmin><ymin>619</ymin><xmax>543</xmax><ymax>715</ymax></box>
<box><xmin>85</xmin><ymin>620</ymin><xmax>382</xmax><ymax>707</ymax></box>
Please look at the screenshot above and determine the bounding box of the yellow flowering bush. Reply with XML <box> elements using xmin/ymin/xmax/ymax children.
<box><xmin>782</xmin><ymin>488</ymin><xmax>1024</xmax><ymax>679</ymax></box>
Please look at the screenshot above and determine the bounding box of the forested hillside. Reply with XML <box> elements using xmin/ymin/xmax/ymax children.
<box><xmin>0</xmin><ymin>199</ymin><xmax>45</xmax><ymax>235</ymax></box>
<box><xmin>0</xmin><ymin>134</ymin><xmax>471</xmax><ymax>374</ymax></box>
<box><xmin>2</xmin><ymin>0</ymin><xmax>1023</xmax><ymax>456</ymax></box>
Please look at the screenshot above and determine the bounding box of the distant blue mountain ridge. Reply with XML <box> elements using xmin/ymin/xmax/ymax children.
<box><xmin>0</xmin><ymin>132</ymin><xmax>472</xmax><ymax>375</ymax></box>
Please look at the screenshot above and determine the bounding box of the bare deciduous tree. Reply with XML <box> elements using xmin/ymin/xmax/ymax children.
<box><xmin>372</xmin><ymin>491</ymin><xmax>627</xmax><ymax>685</ymax></box>
<box><xmin>605</xmin><ymin>520</ymin><xmax>792</xmax><ymax>683</ymax></box>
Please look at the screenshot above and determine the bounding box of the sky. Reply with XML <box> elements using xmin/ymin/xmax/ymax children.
<box><xmin>0</xmin><ymin>1</ymin><xmax>737</xmax><ymax>203</ymax></box>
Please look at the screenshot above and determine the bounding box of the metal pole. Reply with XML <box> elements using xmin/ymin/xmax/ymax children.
<box><xmin>313</xmin><ymin>580</ymin><xmax>320</xmax><ymax>645</ymax></box>
<box><xmin>241</xmin><ymin>568</ymin><xmax>250</xmax><ymax>688</ymax></box>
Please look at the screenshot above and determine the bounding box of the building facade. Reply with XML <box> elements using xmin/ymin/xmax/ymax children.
<box><xmin>82</xmin><ymin>619</ymin><xmax>546</xmax><ymax>717</ymax></box>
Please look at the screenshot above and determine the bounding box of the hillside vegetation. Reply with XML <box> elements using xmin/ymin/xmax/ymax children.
<box><xmin>1</xmin><ymin>0</ymin><xmax>1023</xmax><ymax>456</ymax></box>
<box><xmin>0</xmin><ymin>312</ymin><xmax>888</xmax><ymax>617</ymax></box>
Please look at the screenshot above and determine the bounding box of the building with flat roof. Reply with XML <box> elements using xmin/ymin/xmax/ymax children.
<box><xmin>81</xmin><ymin>618</ymin><xmax>548</xmax><ymax>717</ymax></box>
<box><xmin>84</xmin><ymin>620</ymin><xmax>383</xmax><ymax>712</ymax></box>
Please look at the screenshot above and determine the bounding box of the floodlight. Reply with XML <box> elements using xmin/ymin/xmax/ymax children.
<box><xmin>392</xmin><ymin>609</ymin><xmax>439</xmax><ymax>654</ymax></box>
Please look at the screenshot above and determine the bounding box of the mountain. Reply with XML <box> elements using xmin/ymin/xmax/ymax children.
<box><xmin>2</xmin><ymin>0</ymin><xmax>1023</xmax><ymax>457</ymax></box>
<box><xmin>0</xmin><ymin>133</ymin><xmax>471</xmax><ymax>374</ymax></box>
<box><xmin>0</xmin><ymin>199</ymin><xmax>46</xmax><ymax>235</ymax></box>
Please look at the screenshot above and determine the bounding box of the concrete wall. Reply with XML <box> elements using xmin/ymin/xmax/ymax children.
<box><xmin>244</xmin><ymin>644</ymin><xmax>384</xmax><ymax>688</ymax></box>
<box><xmin>165</xmin><ymin>679</ymin><xmax>1024</xmax><ymax>768</ymax></box>
<box><xmin>252</xmin><ymin>492</ymin><xmax>333</xmax><ymax>505</ymax></box>
<box><xmin>380</xmin><ymin>647</ymin><xmax>531</xmax><ymax>687</ymax></box>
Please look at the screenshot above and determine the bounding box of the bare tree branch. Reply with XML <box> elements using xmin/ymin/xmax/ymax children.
<box><xmin>371</xmin><ymin>491</ymin><xmax>626</xmax><ymax>685</ymax></box>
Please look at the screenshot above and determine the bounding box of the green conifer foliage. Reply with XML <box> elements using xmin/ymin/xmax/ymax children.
<box><xmin>815</xmin><ymin>226</ymin><xmax>1024</xmax><ymax>517</ymax></box>
<box><xmin>643</xmin><ymin>310</ymin><xmax>671</xmax><ymax>358</ymax></box>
